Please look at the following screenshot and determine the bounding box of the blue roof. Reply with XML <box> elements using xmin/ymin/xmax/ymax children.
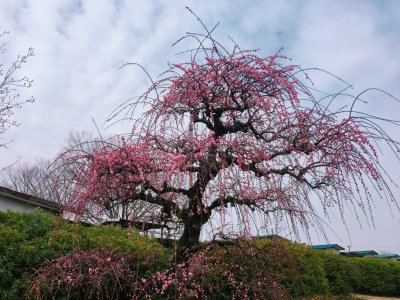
<box><xmin>311</xmin><ymin>244</ymin><xmax>345</xmax><ymax>250</ymax></box>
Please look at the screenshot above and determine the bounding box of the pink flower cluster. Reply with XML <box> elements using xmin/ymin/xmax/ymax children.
<box><xmin>63</xmin><ymin>41</ymin><xmax>391</xmax><ymax>248</ymax></box>
<box><xmin>28</xmin><ymin>249</ymin><xmax>134</xmax><ymax>300</ymax></box>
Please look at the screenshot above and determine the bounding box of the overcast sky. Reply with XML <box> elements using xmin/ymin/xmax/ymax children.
<box><xmin>1</xmin><ymin>0</ymin><xmax>400</xmax><ymax>253</ymax></box>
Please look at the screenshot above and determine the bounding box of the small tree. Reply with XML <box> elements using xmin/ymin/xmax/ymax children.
<box><xmin>1</xmin><ymin>131</ymin><xmax>103</xmax><ymax>204</ymax></box>
<box><xmin>0</xmin><ymin>29</ymin><xmax>34</xmax><ymax>154</ymax></box>
<box><xmin>64</xmin><ymin>19</ymin><xmax>399</xmax><ymax>249</ymax></box>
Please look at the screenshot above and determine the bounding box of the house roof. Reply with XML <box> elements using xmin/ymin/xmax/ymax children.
<box><xmin>0</xmin><ymin>186</ymin><xmax>61</xmax><ymax>213</ymax></box>
<box><xmin>340</xmin><ymin>250</ymin><xmax>378</xmax><ymax>256</ymax></box>
<box><xmin>311</xmin><ymin>244</ymin><xmax>345</xmax><ymax>250</ymax></box>
<box><xmin>373</xmin><ymin>253</ymin><xmax>400</xmax><ymax>259</ymax></box>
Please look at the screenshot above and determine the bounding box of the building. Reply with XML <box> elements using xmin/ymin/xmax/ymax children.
<box><xmin>0</xmin><ymin>185</ymin><xmax>60</xmax><ymax>215</ymax></box>
<box><xmin>373</xmin><ymin>253</ymin><xmax>400</xmax><ymax>261</ymax></box>
<box><xmin>311</xmin><ymin>244</ymin><xmax>345</xmax><ymax>254</ymax></box>
<box><xmin>340</xmin><ymin>250</ymin><xmax>378</xmax><ymax>257</ymax></box>
<box><xmin>0</xmin><ymin>186</ymin><xmax>172</xmax><ymax>238</ymax></box>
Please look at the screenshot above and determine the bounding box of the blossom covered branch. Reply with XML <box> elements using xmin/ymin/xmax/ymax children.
<box><xmin>63</xmin><ymin>30</ymin><xmax>399</xmax><ymax>249</ymax></box>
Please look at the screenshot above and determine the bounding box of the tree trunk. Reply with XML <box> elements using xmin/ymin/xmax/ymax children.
<box><xmin>179</xmin><ymin>214</ymin><xmax>207</xmax><ymax>249</ymax></box>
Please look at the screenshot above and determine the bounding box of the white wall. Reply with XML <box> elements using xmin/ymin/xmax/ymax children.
<box><xmin>0</xmin><ymin>194</ymin><xmax>57</xmax><ymax>215</ymax></box>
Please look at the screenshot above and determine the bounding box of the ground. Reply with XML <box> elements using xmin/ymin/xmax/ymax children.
<box><xmin>308</xmin><ymin>295</ymin><xmax>400</xmax><ymax>300</ymax></box>
<box><xmin>354</xmin><ymin>295</ymin><xmax>400</xmax><ymax>300</ymax></box>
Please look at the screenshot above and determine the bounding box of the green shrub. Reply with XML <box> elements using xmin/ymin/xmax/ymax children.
<box><xmin>2</xmin><ymin>209</ymin><xmax>400</xmax><ymax>299</ymax></box>
<box><xmin>0</xmin><ymin>210</ymin><xmax>170</xmax><ymax>300</ymax></box>
<box><xmin>42</xmin><ymin>222</ymin><xmax>171</xmax><ymax>274</ymax></box>
<box><xmin>317</xmin><ymin>252</ymin><xmax>359</xmax><ymax>295</ymax></box>
<box><xmin>143</xmin><ymin>239</ymin><xmax>294</xmax><ymax>299</ymax></box>
<box><xmin>0</xmin><ymin>210</ymin><xmax>55</xmax><ymax>299</ymax></box>
<box><xmin>0</xmin><ymin>209</ymin><xmax>54</xmax><ymax>240</ymax></box>
<box><xmin>252</xmin><ymin>239</ymin><xmax>400</xmax><ymax>298</ymax></box>
<box><xmin>280</xmin><ymin>241</ymin><xmax>330</xmax><ymax>297</ymax></box>
<box><xmin>282</xmin><ymin>243</ymin><xmax>400</xmax><ymax>297</ymax></box>
<box><xmin>174</xmin><ymin>238</ymin><xmax>330</xmax><ymax>299</ymax></box>
<box><xmin>27</xmin><ymin>249</ymin><xmax>136</xmax><ymax>300</ymax></box>
<box><xmin>351</xmin><ymin>257</ymin><xmax>400</xmax><ymax>296</ymax></box>
<box><xmin>304</xmin><ymin>248</ymin><xmax>400</xmax><ymax>297</ymax></box>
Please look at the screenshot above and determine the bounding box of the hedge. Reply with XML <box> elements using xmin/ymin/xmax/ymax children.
<box><xmin>0</xmin><ymin>210</ymin><xmax>169</xmax><ymax>300</ymax></box>
<box><xmin>1</xmin><ymin>210</ymin><xmax>399</xmax><ymax>299</ymax></box>
<box><xmin>253</xmin><ymin>238</ymin><xmax>400</xmax><ymax>298</ymax></box>
<box><xmin>351</xmin><ymin>257</ymin><xmax>400</xmax><ymax>296</ymax></box>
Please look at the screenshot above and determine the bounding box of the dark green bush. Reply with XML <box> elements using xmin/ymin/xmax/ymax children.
<box><xmin>0</xmin><ymin>210</ymin><xmax>55</xmax><ymax>299</ymax></box>
<box><xmin>277</xmin><ymin>242</ymin><xmax>400</xmax><ymax>297</ymax></box>
<box><xmin>175</xmin><ymin>238</ymin><xmax>330</xmax><ymax>299</ymax></box>
<box><xmin>210</xmin><ymin>239</ymin><xmax>296</xmax><ymax>299</ymax></box>
<box><xmin>316</xmin><ymin>252</ymin><xmax>359</xmax><ymax>295</ymax></box>
<box><xmin>143</xmin><ymin>239</ymin><xmax>294</xmax><ymax>299</ymax></box>
<box><xmin>351</xmin><ymin>257</ymin><xmax>400</xmax><ymax>296</ymax></box>
<box><xmin>2</xmin><ymin>209</ymin><xmax>400</xmax><ymax>299</ymax></box>
<box><xmin>282</xmin><ymin>241</ymin><xmax>330</xmax><ymax>297</ymax></box>
<box><xmin>254</xmin><ymin>240</ymin><xmax>400</xmax><ymax>298</ymax></box>
<box><xmin>0</xmin><ymin>210</ymin><xmax>170</xmax><ymax>300</ymax></box>
<box><xmin>0</xmin><ymin>209</ymin><xmax>54</xmax><ymax>240</ymax></box>
<box><xmin>42</xmin><ymin>221</ymin><xmax>171</xmax><ymax>274</ymax></box>
<box><xmin>299</xmin><ymin>247</ymin><xmax>400</xmax><ymax>297</ymax></box>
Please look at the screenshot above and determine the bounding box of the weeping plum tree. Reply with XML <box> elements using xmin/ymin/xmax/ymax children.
<box><xmin>64</xmin><ymin>20</ymin><xmax>399</xmax><ymax>249</ymax></box>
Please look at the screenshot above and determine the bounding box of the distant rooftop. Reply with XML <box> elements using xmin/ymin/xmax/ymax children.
<box><xmin>373</xmin><ymin>253</ymin><xmax>400</xmax><ymax>259</ymax></box>
<box><xmin>0</xmin><ymin>185</ymin><xmax>61</xmax><ymax>212</ymax></box>
<box><xmin>311</xmin><ymin>244</ymin><xmax>345</xmax><ymax>250</ymax></box>
<box><xmin>340</xmin><ymin>250</ymin><xmax>378</xmax><ymax>256</ymax></box>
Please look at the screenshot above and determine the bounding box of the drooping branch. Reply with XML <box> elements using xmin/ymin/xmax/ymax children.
<box><xmin>62</xmin><ymin>23</ymin><xmax>400</xmax><ymax>249</ymax></box>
